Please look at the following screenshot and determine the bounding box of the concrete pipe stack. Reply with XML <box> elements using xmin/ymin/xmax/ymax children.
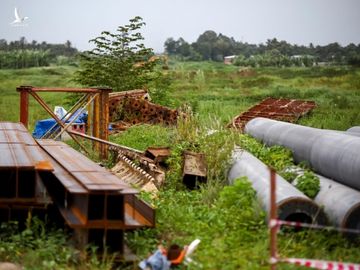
<box><xmin>243</xmin><ymin>117</ymin><xmax>360</xmax><ymax>233</ymax></box>
<box><xmin>314</xmin><ymin>174</ymin><xmax>360</xmax><ymax>234</ymax></box>
<box><xmin>228</xmin><ymin>149</ymin><xmax>328</xmax><ymax>225</ymax></box>
<box><xmin>244</xmin><ymin>117</ymin><xmax>360</xmax><ymax>191</ymax></box>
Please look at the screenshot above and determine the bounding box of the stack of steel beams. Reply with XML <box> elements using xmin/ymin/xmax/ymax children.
<box><xmin>0</xmin><ymin>122</ymin><xmax>155</xmax><ymax>260</ymax></box>
<box><xmin>0</xmin><ymin>122</ymin><xmax>53</xmax><ymax>226</ymax></box>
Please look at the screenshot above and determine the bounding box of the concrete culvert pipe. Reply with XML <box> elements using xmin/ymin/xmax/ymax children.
<box><xmin>315</xmin><ymin>173</ymin><xmax>360</xmax><ymax>236</ymax></box>
<box><xmin>346</xmin><ymin>126</ymin><xmax>360</xmax><ymax>137</ymax></box>
<box><xmin>244</xmin><ymin>118</ymin><xmax>360</xmax><ymax>191</ymax></box>
<box><xmin>228</xmin><ymin>149</ymin><xmax>328</xmax><ymax>225</ymax></box>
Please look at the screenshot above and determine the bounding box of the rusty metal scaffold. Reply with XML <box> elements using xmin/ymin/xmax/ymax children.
<box><xmin>17</xmin><ymin>86</ymin><xmax>111</xmax><ymax>158</ymax></box>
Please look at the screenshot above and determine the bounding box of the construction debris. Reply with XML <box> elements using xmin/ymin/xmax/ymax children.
<box><xmin>145</xmin><ymin>147</ymin><xmax>171</xmax><ymax>166</ymax></box>
<box><xmin>230</xmin><ymin>97</ymin><xmax>316</xmax><ymax>130</ymax></box>
<box><xmin>111</xmin><ymin>152</ymin><xmax>159</xmax><ymax>193</ymax></box>
<box><xmin>110</xmin><ymin>146</ymin><xmax>168</xmax><ymax>193</ymax></box>
<box><xmin>182</xmin><ymin>151</ymin><xmax>207</xmax><ymax>189</ymax></box>
<box><xmin>109</xmin><ymin>95</ymin><xmax>178</xmax><ymax>127</ymax></box>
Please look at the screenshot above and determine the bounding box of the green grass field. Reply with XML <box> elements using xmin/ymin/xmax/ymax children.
<box><xmin>0</xmin><ymin>66</ymin><xmax>79</xmax><ymax>129</ymax></box>
<box><xmin>0</xmin><ymin>63</ymin><xmax>359</xmax><ymax>269</ymax></box>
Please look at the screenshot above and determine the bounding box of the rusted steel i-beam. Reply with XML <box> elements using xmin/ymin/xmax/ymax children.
<box><xmin>93</xmin><ymin>94</ymin><xmax>100</xmax><ymax>153</ymax></box>
<box><xmin>99</xmin><ymin>89</ymin><xmax>111</xmax><ymax>158</ymax></box>
<box><xmin>17</xmin><ymin>86</ymin><xmax>31</xmax><ymax>129</ymax></box>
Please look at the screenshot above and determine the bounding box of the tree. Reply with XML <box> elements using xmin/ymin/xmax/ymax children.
<box><xmin>74</xmin><ymin>16</ymin><xmax>159</xmax><ymax>91</ymax></box>
<box><xmin>164</xmin><ymin>38</ymin><xmax>178</xmax><ymax>55</ymax></box>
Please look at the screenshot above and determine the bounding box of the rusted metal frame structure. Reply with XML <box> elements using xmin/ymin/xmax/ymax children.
<box><xmin>53</xmin><ymin>94</ymin><xmax>98</xmax><ymax>140</ymax></box>
<box><xmin>41</xmin><ymin>93</ymin><xmax>91</xmax><ymax>139</ymax></box>
<box><xmin>17</xmin><ymin>86</ymin><xmax>111</xmax><ymax>158</ymax></box>
<box><xmin>0</xmin><ymin>122</ymin><xmax>53</xmax><ymax>225</ymax></box>
<box><xmin>37</xmin><ymin>139</ymin><xmax>154</xmax><ymax>259</ymax></box>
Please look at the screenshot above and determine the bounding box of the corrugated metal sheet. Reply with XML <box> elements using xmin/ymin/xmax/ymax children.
<box><xmin>231</xmin><ymin>97</ymin><xmax>316</xmax><ymax>129</ymax></box>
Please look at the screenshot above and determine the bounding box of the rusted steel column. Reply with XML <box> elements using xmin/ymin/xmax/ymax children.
<box><xmin>93</xmin><ymin>94</ymin><xmax>100</xmax><ymax>152</ymax></box>
<box><xmin>269</xmin><ymin>168</ymin><xmax>277</xmax><ymax>270</ymax></box>
<box><xmin>17</xmin><ymin>86</ymin><xmax>31</xmax><ymax>128</ymax></box>
<box><xmin>99</xmin><ymin>88</ymin><xmax>111</xmax><ymax>159</ymax></box>
<box><xmin>87</xmin><ymin>95</ymin><xmax>93</xmax><ymax>136</ymax></box>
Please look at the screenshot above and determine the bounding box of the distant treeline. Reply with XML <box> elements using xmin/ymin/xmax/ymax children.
<box><xmin>164</xmin><ymin>31</ymin><xmax>360</xmax><ymax>66</ymax></box>
<box><xmin>0</xmin><ymin>37</ymin><xmax>78</xmax><ymax>69</ymax></box>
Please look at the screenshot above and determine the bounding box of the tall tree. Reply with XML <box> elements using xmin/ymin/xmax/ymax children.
<box><xmin>74</xmin><ymin>16</ymin><xmax>159</xmax><ymax>91</ymax></box>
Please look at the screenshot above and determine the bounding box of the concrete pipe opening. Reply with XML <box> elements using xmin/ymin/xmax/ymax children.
<box><xmin>342</xmin><ymin>203</ymin><xmax>360</xmax><ymax>239</ymax></box>
<box><xmin>285</xmin><ymin>213</ymin><xmax>312</xmax><ymax>224</ymax></box>
<box><xmin>278</xmin><ymin>199</ymin><xmax>328</xmax><ymax>225</ymax></box>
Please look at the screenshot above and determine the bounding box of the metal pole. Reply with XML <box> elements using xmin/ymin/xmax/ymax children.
<box><xmin>269</xmin><ymin>167</ymin><xmax>277</xmax><ymax>270</ymax></box>
<box><xmin>67</xmin><ymin>129</ymin><xmax>144</xmax><ymax>155</ymax></box>
<box><xmin>53</xmin><ymin>93</ymin><xmax>98</xmax><ymax>140</ymax></box>
<box><xmin>93</xmin><ymin>94</ymin><xmax>100</xmax><ymax>152</ymax></box>
<box><xmin>41</xmin><ymin>93</ymin><xmax>90</xmax><ymax>139</ymax></box>
<box><xmin>18</xmin><ymin>86</ymin><xmax>30</xmax><ymax>128</ymax></box>
<box><xmin>99</xmin><ymin>89</ymin><xmax>110</xmax><ymax>159</ymax></box>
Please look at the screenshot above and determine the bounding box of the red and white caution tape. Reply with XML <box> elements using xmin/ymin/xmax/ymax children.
<box><xmin>269</xmin><ymin>219</ymin><xmax>360</xmax><ymax>235</ymax></box>
<box><xmin>282</xmin><ymin>257</ymin><xmax>360</xmax><ymax>270</ymax></box>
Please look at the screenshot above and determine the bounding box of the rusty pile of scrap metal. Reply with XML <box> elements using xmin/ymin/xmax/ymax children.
<box><xmin>110</xmin><ymin>146</ymin><xmax>208</xmax><ymax>191</ymax></box>
<box><xmin>182</xmin><ymin>151</ymin><xmax>207</xmax><ymax>189</ymax></box>
<box><xmin>230</xmin><ymin>97</ymin><xmax>316</xmax><ymax>130</ymax></box>
<box><xmin>0</xmin><ymin>122</ymin><xmax>155</xmax><ymax>261</ymax></box>
<box><xmin>110</xmin><ymin>147</ymin><xmax>170</xmax><ymax>194</ymax></box>
<box><xmin>109</xmin><ymin>90</ymin><xmax>178</xmax><ymax>128</ymax></box>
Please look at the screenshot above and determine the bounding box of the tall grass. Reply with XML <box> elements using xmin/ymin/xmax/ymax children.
<box><xmin>0</xmin><ymin>66</ymin><xmax>79</xmax><ymax>129</ymax></box>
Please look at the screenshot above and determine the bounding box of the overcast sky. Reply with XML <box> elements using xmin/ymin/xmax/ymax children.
<box><xmin>1</xmin><ymin>0</ymin><xmax>360</xmax><ymax>52</ymax></box>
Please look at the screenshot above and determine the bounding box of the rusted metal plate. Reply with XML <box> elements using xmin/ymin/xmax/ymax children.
<box><xmin>0</xmin><ymin>122</ymin><xmax>28</xmax><ymax>131</ymax></box>
<box><xmin>231</xmin><ymin>97</ymin><xmax>316</xmax><ymax>129</ymax></box>
<box><xmin>109</xmin><ymin>96</ymin><xmax>178</xmax><ymax>126</ymax></box>
<box><xmin>39</xmin><ymin>142</ymin><xmax>105</xmax><ymax>172</ymax></box>
<box><xmin>109</xmin><ymin>89</ymin><xmax>149</xmax><ymax>99</ymax></box>
<box><xmin>111</xmin><ymin>153</ymin><xmax>158</xmax><ymax>193</ymax></box>
<box><xmin>0</xmin><ymin>143</ymin><xmax>48</xmax><ymax>169</ymax></box>
<box><xmin>145</xmin><ymin>147</ymin><xmax>171</xmax><ymax>164</ymax></box>
<box><xmin>38</xmin><ymin>140</ymin><xmax>137</xmax><ymax>192</ymax></box>
<box><xmin>182</xmin><ymin>151</ymin><xmax>207</xmax><ymax>189</ymax></box>
<box><xmin>0</xmin><ymin>129</ymin><xmax>37</xmax><ymax>145</ymax></box>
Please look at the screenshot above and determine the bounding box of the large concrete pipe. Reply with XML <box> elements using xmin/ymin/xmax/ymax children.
<box><xmin>346</xmin><ymin>126</ymin><xmax>360</xmax><ymax>137</ymax></box>
<box><xmin>315</xmin><ymin>173</ymin><xmax>360</xmax><ymax>233</ymax></box>
<box><xmin>244</xmin><ymin>118</ymin><xmax>360</xmax><ymax>191</ymax></box>
<box><xmin>228</xmin><ymin>149</ymin><xmax>328</xmax><ymax>224</ymax></box>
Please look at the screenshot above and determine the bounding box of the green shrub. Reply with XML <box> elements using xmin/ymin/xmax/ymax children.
<box><xmin>295</xmin><ymin>171</ymin><xmax>320</xmax><ymax>199</ymax></box>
